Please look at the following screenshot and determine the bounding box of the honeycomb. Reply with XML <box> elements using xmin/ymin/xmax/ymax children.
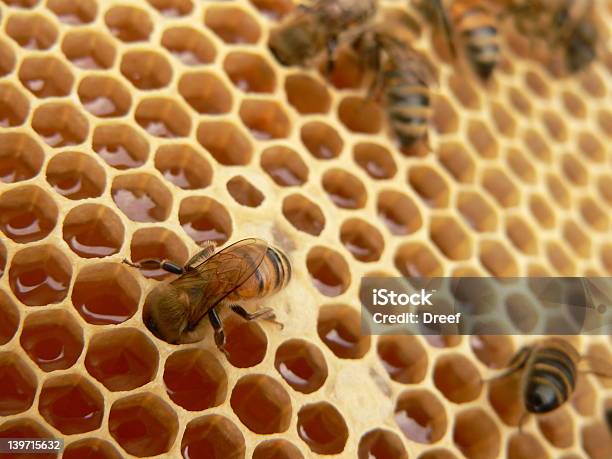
<box><xmin>0</xmin><ymin>0</ymin><xmax>611</xmax><ymax>458</ymax></box>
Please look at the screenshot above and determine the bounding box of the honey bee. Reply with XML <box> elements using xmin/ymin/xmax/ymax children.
<box><xmin>123</xmin><ymin>238</ymin><xmax>291</xmax><ymax>356</ymax></box>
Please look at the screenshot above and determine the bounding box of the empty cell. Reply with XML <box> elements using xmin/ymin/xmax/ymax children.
<box><xmin>231</xmin><ymin>374</ymin><xmax>292</xmax><ymax>434</ymax></box>
<box><xmin>479</xmin><ymin>240</ymin><xmax>519</xmax><ymax>277</ymax></box>
<box><xmin>18</xmin><ymin>56</ymin><xmax>74</xmax><ymax>98</ymax></box>
<box><xmin>46</xmin><ymin>151</ymin><xmax>106</xmax><ymax>200</ymax></box>
<box><xmin>317</xmin><ymin>304</ymin><xmax>370</xmax><ymax>359</ymax></box>
<box><xmin>353</xmin><ymin>142</ymin><xmax>396</xmax><ymax>180</ymax></box>
<box><xmin>580</xmin><ymin>197</ymin><xmax>609</xmax><ymax>231</ymax></box>
<box><xmin>430</xmin><ymin>216</ymin><xmax>472</xmax><ymax>260</ymax></box>
<box><xmin>205</xmin><ymin>6</ymin><xmax>261</xmax><ymax>44</ymax></box>
<box><xmin>394</xmin><ymin>242</ymin><xmax>443</xmax><ymax>278</ymax></box>
<box><xmin>546</xmin><ymin>241</ymin><xmax>576</xmax><ymax>276</ymax></box>
<box><xmin>47</xmin><ymin>0</ymin><xmax>98</xmax><ymax>25</ymax></box>
<box><xmin>121</xmin><ymin>51</ymin><xmax>172</xmax><ymax>90</ymax></box>
<box><xmin>523</xmin><ymin>128</ymin><xmax>551</xmax><ymax>163</ymax></box>
<box><xmin>580</xmin><ymin>69</ymin><xmax>606</xmax><ymax>97</ymax></box>
<box><xmin>5</xmin><ymin>13</ymin><xmax>57</xmax><ymax>50</ymax></box>
<box><xmin>72</xmin><ymin>263</ymin><xmax>140</xmax><ymax>325</ymax></box>
<box><xmin>0</xmin><ymin>291</ymin><xmax>19</xmax><ymax>345</ymax></box>
<box><xmin>179</xmin><ymin>196</ymin><xmax>232</xmax><ymax>244</ymax></box>
<box><xmin>0</xmin><ymin>418</ymin><xmax>55</xmax><ymax>459</ymax></box>
<box><xmin>297</xmin><ymin>402</ymin><xmax>348</xmax><ymax>455</ymax></box>
<box><xmin>9</xmin><ymin>245</ymin><xmax>71</xmax><ymax>306</ymax></box>
<box><xmin>111</xmin><ymin>173</ymin><xmax>172</xmax><ymax>222</ymax></box>
<box><xmin>78</xmin><ymin>75</ymin><xmax>132</xmax><ymax>118</ymax></box>
<box><xmin>395</xmin><ymin>389</ymin><xmax>447</xmax><ymax>444</ymax></box>
<box><xmin>507</xmin><ymin>432</ymin><xmax>549</xmax><ymax>459</ymax></box>
<box><xmin>598</xmin><ymin>174</ymin><xmax>612</xmax><ymax>207</ymax></box>
<box><xmin>358</xmin><ymin>429</ymin><xmax>408</xmax><ymax>459</ymax></box>
<box><xmin>93</xmin><ymin>124</ymin><xmax>149</xmax><ymax>170</ymax></box>
<box><xmin>506</xmin><ymin>148</ymin><xmax>536</xmax><ymax>184</ymax></box>
<box><xmin>155</xmin><ymin>144</ymin><xmax>213</xmax><ymax>190</ymax></box>
<box><xmin>179</xmin><ymin>72</ymin><xmax>232</xmax><ymax>114</ymax></box>
<box><xmin>545</xmin><ymin>173</ymin><xmax>571</xmax><ymax>208</ymax></box>
<box><xmin>135</xmin><ymin>97</ymin><xmax>191</xmax><ymax>138</ymax></box>
<box><xmin>505</xmin><ymin>216</ymin><xmax>538</xmax><ymax>255</ymax></box>
<box><xmin>340</xmin><ymin>218</ymin><xmax>384</xmax><ymax>262</ymax></box>
<box><xmin>275</xmin><ymin>338</ymin><xmax>328</xmax><ymax>393</ymax></box>
<box><xmin>408</xmin><ymin>166</ymin><xmax>450</xmax><ymax>208</ymax></box>
<box><xmin>109</xmin><ymin>393</ymin><xmax>178</xmax><ymax>457</ymax></box>
<box><xmin>597</xmin><ymin>109</ymin><xmax>612</xmax><ymax>138</ymax></box>
<box><xmin>0</xmin><ymin>132</ymin><xmax>44</xmax><ymax>184</ymax></box>
<box><xmin>239</xmin><ymin>99</ymin><xmax>291</xmax><ymax>139</ymax></box>
<box><xmin>507</xmin><ymin>86</ymin><xmax>532</xmax><ymax>116</ymax></box>
<box><xmin>458</xmin><ymin>191</ymin><xmax>498</xmax><ymax>232</ymax></box>
<box><xmin>0</xmin><ymin>83</ymin><xmax>29</xmax><ymax>127</ymax></box>
<box><xmin>20</xmin><ymin>309</ymin><xmax>83</xmax><ymax>372</ymax></box>
<box><xmin>490</xmin><ymin>101</ymin><xmax>516</xmax><ymax>137</ymax></box>
<box><xmin>482</xmin><ymin>167</ymin><xmax>520</xmax><ymax>208</ymax></box>
<box><xmin>300</xmin><ymin>121</ymin><xmax>343</xmax><ymax>159</ymax></box>
<box><xmin>129</xmin><ymin>227</ymin><xmax>188</xmax><ymax>280</ymax></box>
<box><xmin>561</xmin><ymin>90</ymin><xmax>587</xmax><ymax>119</ymax></box>
<box><xmin>197</xmin><ymin>121</ymin><xmax>253</xmax><ymax>165</ymax></box>
<box><xmin>438</xmin><ymin>142</ymin><xmax>476</xmax><ymax>183</ymax></box>
<box><xmin>0</xmin><ymin>352</ymin><xmax>37</xmax><ymax>415</ymax></box>
<box><xmin>577</xmin><ymin>131</ymin><xmax>605</xmax><ymax>162</ymax></box>
<box><xmin>285</xmin><ymin>73</ymin><xmax>330</xmax><ymax>114</ymax></box>
<box><xmin>223</xmin><ymin>314</ymin><xmax>268</xmax><ymax>368</ymax></box>
<box><xmin>431</xmin><ymin>95</ymin><xmax>459</xmax><ymax>134</ymax></box>
<box><xmin>31</xmin><ymin>102</ymin><xmax>88</xmax><ymax>147</ymax></box>
<box><xmin>85</xmin><ymin>328</ymin><xmax>158</xmax><ymax>391</ymax></box>
<box><xmin>161</xmin><ymin>26</ymin><xmax>215</xmax><ymax>65</ymax></box>
<box><xmin>306</xmin><ymin>246</ymin><xmax>351</xmax><ymax>297</ymax></box>
<box><xmin>38</xmin><ymin>374</ymin><xmax>104</xmax><ymax>435</ymax></box>
<box><xmin>148</xmin><ymin>0</ymin><xmax>193</xmax><ymax>17</ymax></box>
<box><xmin>105</xmin><ymin>5</ymin><xmax>153</xmax><ymax>42</ymax></box>
<box><xmin>63</xmin><ymin>439</ymin><xmax>122</xmax><ymax>459</ymax></box>
<box><xmin>261</xmin><ymin>146</ymin><xmax>309</xmax><ymax>186</ymax></box>
<box><xmin>453</xmin><ymin>408</ymin><xmax>500</xmax><ymax>459</ymax></box>
<box><xmin>377</xmin><ymin>335</ymin><xmax>428</xmax><ymax>384</ymax></box>
<box><xmin>571</xmin><ymin>376</ymin><xmax>596</xmax><ymax>416</ymax></box>
<box><xmin>529</xmin><ymin>194</ymin><xmax>556</xmax><ymax>229</ymax></box>
<box><xmin>164</xmin><ymin>348</ymin><xmax>227</xmax><ymax>411</ymax></box>
<box><xmin>581</xmin><ymin>421</ymin><xmax>612</xmax><ymax>459</ymax></box>
<box><xmin>62</xmin><ymin>30</ymin><xmax>116</xmax><ymax>70</ymax></box>
<box><xmin>469</xmin><ymin>335</ymin><xmax>515</xmax><ymax>369</ymax></box>
<box><xmin>537</xmin><ymin>407</ymin><xmax>574</xmax><ymax>448</ymax></box>
<box><xmin>433</xmin><ymin>354</ymin><xmax>482</xmax><ymax>403</ymax></box>
<box><xmin>338</xmin><ymin>96</ymin><xmax>383</xmax><ymax>134</ymax></box>
<box><xmin>224</xmin><ymin>52</ymin><xmax>276</xmax><ymax>93</ymax></box>
<box><xmin>448</xmin><ymin>73</ymin><xmax>480</xmax><ymax>109</ymax></box>
<box><xmin>282</xmin><ymin>194</ymin><xmax>325</xmax><ymax>236</ymax></box>
<box><xmin>525</xmin><ymin>70</ymin><xmax>550</xmax><ymax>98</ymax></box>
<box><xmin>322</xmin><ymin>168</ymin><xmax>367</xmax><ymax>209</ymax></box>
<box><xmin>181</xmin><ymin>415</ymin><xmax>246</xmax><ymax>459</ymax></box>
<box><xmin>253</xmin><ymin>439</ymin><xmax>304</xmax><ymax>459</ymax></box>
<box><xmin>541</xmin><ymin>110</ymin><xmax>568</xmax><ymax>142</ymax></box>
<box><xmin>467</xmin><ymin>119</ymin><xmax>498</xmax><ymax>158</ymax></box>
<box><xmin>377</xmin><ymin>190</ymin><xmax>422</xmax><ymax>235</ymax></box>
<box><xmin>62</xmin><ymin>204</ymin><xmax>124</xmax><ymax>258</ymax></box>
<box><xmin>226</xmin><ymin>175</ymin><xmax>265</xmax><ymax>207</ymax></box>
<box><xmin>562</xmin><ymin>220</ymin><xmax>591</xmax><ymax>258</ymax></box>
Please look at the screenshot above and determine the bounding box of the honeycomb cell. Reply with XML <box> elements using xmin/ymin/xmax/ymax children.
<box><xmin>111</xmin><ymin>173</ymin><xmax>172</xmax><ymax>222</ymax></box>
<box><xmin>31</xmin><ymin>102</ymin><xmax>88</xmax><ymax>147</ymax></box>
<box><xmin>479</xmin><ymin>240</ymin><xmax>519</xmax><ymax>277</ymax></box>
<box><xmin>0</xmin><ymin>83</ymin><xmax>29</xmax><ymax>127</ymax></box>
<box><xmin>297</xmin><ymin>402</ymin><xmax>348</xmax><ymax>455</ymax></box>
<box><xmin>541</xmin><ymin>110</ymin><xmax>568</xmax><ymax>142</ymax></box>
<box><xmin>394</xmin><ymin>242</ymin><xmax>444</xmax><ymax>277</ymax></box>
<box><xmin>179</xmin><ymin>71</ymin><xmax>232</xmax><ymax>115</ymax></box>
<box><xmin>0</xmin><ymin>291</ymin><xmax>19</xmax><ymax>345</ymax></box>
<box><xmin>282</xmin><ymin>194</ymin><xmax>325</xmax><ymax>236</ymax></box>
<box><xmin>129</xmin><ymin>227</ymin><xmax>188</xmax><ymax>280</ymax></box>
<box><xmin>135</xmin><ymin>97</ymin><xmax>191</xmax><ymax>138</ymax></box>
<box><xmin>239</xmin><ymin>99</ymin><xmax>291</xmax><ymax>139</ymax></box>
<box><xmin>46</xmin><ymin>151</ymin><xmax>106</xmax><ymax>200</ymax></box>
<box><xmin>490</xmin><ymin>102</ymin><xmax>516</xmax><ymax>137</ymax></box>
<box><xmin>563</xmin><ymin>220</ymin><xmax>591</xmax><ymax>258</ymax></box>
<box><xmin>505</xmin><ymin>216</ymin><xmax>537</xmax><ymax>255</ymax></box>
<box><xmin>537</xmin><ymin>408</ymin><xmax>574</xmax><ymax>448</ymax></box>
<box><xmin>1</xmin><ymin>0</ymin><xmax>39</xmax><ymax>7</ymax></box>
<box><xmin>148</xmin><ymin>0</ymin><xmax>193</xmax><ymax>17</ymax></box>
<box><xmin>338</xmin><ymin>96</ymin><xmax>383</xmax><ymax>134</ymax></box>
<box><xmin>0</xmin><ymin>352</ymin><xmax>37</xmax><ymax>415</ymax></box>
<box><xmin>430</xmin><ymin>216</ymin><xmax>472</xmax><ymax>261</ymax></box>
<box><xmin>448</xmin><ymin>73</ymin><xmax>480</xmax><ymax>109</ymax></box>
<box><xmin>164</xmin><ymin>348</ymin><xmax>227</xmax><ymax>411</ymax></box>
<box><xmin>438</xmin><ymin>142</ymin><xmax>476</xmax><ymax>183</ymax></box>
<box><xmin>322</xmin><ymin>168</ymin><xmax>367</xmax><ymax>209</ymax></box>
<box><xmin>578</xmin><ymin>131</ymin><xmax>605</xmax><ymax>162</ymax></box>
<box><xmin>418</xmin><ymin>449</ymin><xmax>459</xmax><ymax>459</ymax></box>
<box><xmin>581</xmin><ymin>421</ymin><xmax>612</xmax><ymax>459</ymax></box>
<box><xmin>340</xmin><ymin>218</ymin><xmax>384</xmax><ymax>262</ymax></box>
<box><xmin>224</xmin><ymin>51</ymin><xmax>275</xmax><ymax>93</ymax></box>
<box><xmin>9</xmin><ymin>245</ymin><xmax>71</xmax><ymax>306</ymax></box>
<box><xmin>47</xmin><ymin>0</ymin><xmax>97</xmax><ymax>25</ymax></box>
<box><xmin>458</xmin><ymin>191</ymin><xmax>498</xmax><ymax>232</ymax></box>
<box><xmin>467</xmin><ymin>119</ymin><xmax>498</xmax><ymax>158</ymax></box>
<box><xmin>0</xmin><ymin>418</ymin><xmax>54</xmax><ymax>459</ymax></box>
<box><xmin>275</xmin><ymin>338</ymin><xmax>328</xmax><ymax>394</ymax></box>
<box><xmin>0</xmin><ymin>38</ymin><xmax>15</xmax><ymax>77</ymax></box>
<box><xmin>408</xmin><ymin>166</ymin><xmax>450</xmax><ymax>208</ymax></box>
<box><xmin>38</xmin><ymin>374</ymin><xmax>103</xmax><ymax>435</ymax></box>
<box><xmin>301</xmin><ymin>121</ymin><xmax>343</xmax><ymax>159</ymax></box>
<box><xmin>306</xmin><ymin>246</ymin><xmax>351</xmax><ymax>296</ymax></box>
<box><xmin>61</xmin><ymin>29</ymin><xmax>116</xmax><ymax>70</ymax></box>
<box><xmin>63</xmin><ymin>438</ymin><xmax>122</xmax><ymax>459</ymax></box>
<box><xmin>20</xmin><ymin>309</ymin><xmax>83</xmax><ymax>372</ymax></box>
<box><xmin>546</xmin><ymin>241</ymin><xmax>576</xmax><ymax>275</ymax></box>
<box><xmin>253</xmin><ymin>439</ymin><xmax>304</xmax><ymax>459</ymax></box>
<box><xmin>571</xmin><ymin>376</ymin><xmax>596</xmax><ymax>416</ymax></box>
<box><xmin>377</xmin><ymin>335</ymin><xmax>428</xmax><ymax>384</ymax></box>
<box><xmin>0</xmin><ymin>132</ymin><xmax>43</xmax><ymax>184</ymax></box>
<box><xmin>181</xmin><ymin>415</ymin><xmax>246</xmax><ymax>459</ymax></box>
<box><xmin>395</xmin><ymin>389</ymin><xmax>447</xmax><ymax>444</ymax></box>
<box><xmin>325</xmin><ymin>47</ymin><xmax>365</xmax><ymax>89</ymax></box>
<box><xmin>179</xmin><ymin>195</ymin><xmax>232</xmax><ymax>244</ymax></box>
<box><xmin>78</xmin><ymin>75</ymin><xmax>132</xmax><ymax>118</ymax></box>
<box><xmin>93</xmin><ymin>124</ymin><xmax>149</xmax><ymax>170</ymax></box>
<box><xmin>205</xmin><ymin>6</ymin><xmax>261</xmax><ymax>44</ymax></box>
<box><xmin>353</xmin><ymin>142</ymin><xmax>396</xmax><ymax>180</ymax></box>
<box><xmin>598</xmin><ymin>174</ymin><xmax>612</xmax><ymax>206</ymax></box>
<box><xmin>377</xmin><ymin>190</ymin><xmax>422</xmax><ymax>235</ymax></box>
<box><xmin>561</xmin><ymin>90</ymin><xmax>587</xmax><ymax>119</ymax></box>
<box><xmin>72</xmin><ymin>263</ymin><xmax>140</xmax><ymax>325</ymax></box>
<box><xmin>546</xmin><ymin>173</ymin><xmax>571</xmax><ymax>209</ymax></box>
<box><xmin>18</xmin><ymin>56</ymin><xmax>74</xmax><ymax>98</ymax></box>
<box><xmin>227</xmin><ymin>175</ymin><xmax>265</xmax><ymax>207</ymax></box>
<box><xmin>529</xmin><ymin>194</ymin><xmax>556</xmax><ymax>229</ymax></box>
<box><xmin>261</xmin><ymin>146</ymin><xmax>309</xmax><ymax>186</ymax></box>
<box><xmin>358</xmin><ymin>429</ymin><xmax>408</xmax><ymax>459</ymax></box>
<box><xmin>105</xmin><ymin>5</ymin><xmax>153</xmax><ymax>42</ymax></box>
<box><xmin>506</xmin><ymin>148</ymin><xmax>536</xmax><ymax>184</ymax></box>
<box><xmin>85</xmin><ymin>328</ymin><xmax>158</xmax><ymax>391</ymax></box>
<box><xmin>469</xmin><ymin>335</ymin><xmax>515</xmax><ymax>369</ymax></box>
<box><xmin>197</xmin><ymin>121</ymin><xmax>252</xmax><ymax>165</ymax></box>
<box><xmin>155</xmin><ymin>144</ymin><xmax>212</xmax><ymax>190</ymax></box>
<box><xmin>161</xmin><ymin>26</ymin><xmax>216</xmax><ymax>65</ymax></box>
<box><xmin>523</xmin><ymin>128</ymin><xmax>551</xmax><ymax>163</ymax></box>
<box><xmin>597</xmin><ymin>109</ymin><xmax>612</xmax><ymax>137</ymax></box>
<box><xmin>580</xmin><ymin>197</ymin><xmax>609</xmax><ymax>231</ymax></box>
<box><xmin>507</xmin><ymin>86</ymin><xmax>532</xmax><ymax>116</ymax></box>
<box><xmin>433</xmin><ymin>353</ymin><xmax>482</xmax><ymax>403</ymax></box>
<box><xmin>317</xmin><ymin>304</ymin><xmax>370</xmax><ymax>359</ymax></box>
<box><xmin>223</xmin><ymin>313</ymin><xmax>268</xmax><ymax>368</ymax></box>
<box><xmin>62</xmin><ymin>204</ymin><xmax>123</xmax><ymax>259</ymax></box>
<box><xmin>231</xmin><ymin>374</ymin><xmax>291</xmax><ymax>434</ymax></box>
<box><xmin>285</xmin><ymin>73</ymin><xmax>330</xmax><ymax>114</ymax></box>
<box><xmin>109</xmin><ymin>393</ymin><xmax>178</xmax><ymax>457</ymax></box>
<box><xmin>5</xmin><ymin>13</ymin><xmax>57</xmax><ymax>50</ymax></box>
<box><xmin>250</xmin><ymin>0</ymin><xmax>294</xmax><ymax>19</ymax></box>
<box><xmin>120</xmin><ymin>51</ymin><xmax>172</xmax><ymax>90</ymax></box>
<box><xmin>525</xmin><ymin>70</ymin><xmax>550</xmax><ymax>98</ymax></box>
<box><xmin>482</xmin><ymin>167</ymin><xmax>520</xmax><ymax>208</ymax></box>
<box><xmin>453</xmin><ymin>408</ymin><xmax>500</xmax><ymax>459</ymax></box>
<box><xmin>507</xmin><ymin>432</ymin><xmax>549</xmax><ymax>459</ymax></box>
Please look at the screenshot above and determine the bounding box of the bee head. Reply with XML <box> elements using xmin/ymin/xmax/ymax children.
<box><xmin>142</xmin><ymin>284</ymin><xmax>189</xmax><ymax>344</ymax></box>
<box><xmin>268</xmin><ymin>18</ymin><xmax>317</xmax><ymax>66</ymax></box>
<box><xmin>525</xmin><ymin>382</ymin><xmax>559</xmax><ymax>414</ymax></box>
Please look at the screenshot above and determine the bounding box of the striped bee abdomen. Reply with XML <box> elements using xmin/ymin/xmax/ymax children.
<box><xmin>385</xmin><ymin>75</ymin><xmax>432</xmax><ymax>147</ymax></box>
<box><xmin>232</xmin><ymin>245</ymin><xmax>291</xmax><ymax>300</ymax></box>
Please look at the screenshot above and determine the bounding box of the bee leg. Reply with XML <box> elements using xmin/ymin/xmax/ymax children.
<box><xmin>122</xmin><ymin>258</ymin><xmax>184</xmax><ymax>275</ymax></box>
<box><xmin>185</xmin><ymin>242</ymin><xmax>217</xmax><ymax>270</ymax></box>
<box><xmin>208</xmin><ymin>308</ymin><xmax>230</xmax><ymax>358</ymax></box>
<box><xmin>230</xmin><ymin>304</ymin><xmax>284</xmax><ymax>330</ymax></box>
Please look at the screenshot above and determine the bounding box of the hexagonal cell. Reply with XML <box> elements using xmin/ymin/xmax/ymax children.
<box><xmin>224</xmin><ymin>51</ymin><xmax>275</xmax><ymax>93</ymax></box>
<box><xmin>129</xmin><ymin>227</ymin><xmax>188</xmax><ymax>281</ymax></box>
<box><xmin>358</xmin><ymin>429</ymin><xmax>408</xmax><ymax>459</ymax></box>
<box><xmin>340</xmin><ymin>218</ymin><xmax>384</xmax><ymax>262</ymax></box>
<box><xmin>261</xmin><ymin>146</ymin><xmax>308</xmax><ymax>187</ymax></box>
<box><xmin>470</xmin><ymin>335</ymin><xmax>515</xmax><ymax>369</ymax></box>
<box><xmin>18</xmin><ymin>56</ymin><xmax>74</xmax><ymax>98</ymax></box>
<box><xmin>275</xmin><ymin>338</ymin><xmax>328</xmax><ymax>394</ymax></box>
<box><xmin>181</xmin><ymin>415</ymin><xmax>246</xmax><ymax>459</ymax></box>
<box><xmin>31</xmin><ymin>102</ymin><xmax>88</xmax><ymax>147</ymax></box>
<box><xmin>597</xmin><ymin>109</ymin><xmax>612</xmax><ymax>138</ymax></box>
<box><xmin>457</xmin><ymin>191</ymin><xmax>498</xmax><ymax>233</ymax></box>
<box><xmin>580</xmin><ymin>197</ymin><xmax>609</xmax><ymax>231</ymax></box>
<box><xmin>523</xmin><ymin>128</ymin><xmax>551</xmax><ymax>163</ymax></box>
<box><xmin>433</xmin><ymin>353</ymin><xmax>482</xmax><ymax>403</ymax></box>
<box><xmin>353</xmin><ymin>142</ymin><xmax>397</xmax><ymax>180</ymax></box>
<box><xmin>307</xmin><ymin>246</ymin><xmax>351</xmax><ymax>296</ymax></box>
<box><xmin>448</xmin><ymin>73</ymin><xmax>480</xmax><ymax>109</ymax></box>
<box><xmin>135</xmin><ymin>97</ymin><xmax>191</xmax><ymax>138</ymax></box>
<box><xmin>111</xmin><ymin>173</ymin><xmax>172</xmax><ymax>222</ymax></box>
<box><xmin>282</xmin><ymin>194</ymin><xmax>325</xmax><ymax>236</ymax></box>
<box><xmin>507</xmin><ymin>87</ymin><xmax>532</xmax><ymax>118</ymax></box>
<box><xmin>179</xmin><ymin>196</ymin><xmax>232</xmax><ymax>244</ymax></box>
<box><xmin>524</xmin><ymin>69</ymin><xmax>550</xmax><ymax>98</ymax></box>
<box><xmin>506</xmin><ymin>147</ymin><xmax>536</xmax><ymax>184</ymax></box>
<box><xmin>581</xmin><ymin>421</ymin><xmax>612</xmax><ymax>459</ymax></box>
<box><xmin>0</xmin><ymin>38</ymin><xmax>15</xmax><ymax>77</ymax></box>
<box><xmin>529</xmin><ymin>194</ymin><xmax>556</xmax><ymax>229</ymax></box>
<box><xmin>253</xmin><ymin>439</ymin><xmax>304</xmax><ymax>459</ymax></box>
<box><xmin>72</xmin><ymin>263</ymin><xmax>140</xmax><ymax>325</ymax></box>
<box><xmin>507</xmin><ymin>432</ymin><xmax>549</xmax><ymax>459</ymax></box>
<box><xmin>0</xmin><ymin>132</ymin><xmax>44</xmax><ymax>184</ymax></box>
<box><xmin>598</xmin><ymin>174</ymin><xmax>612</xmax><ymax>207</ymax></box>
<box><xmin>562</xmin><ymin>220</ymin><xmax>590</xmax><ymax>259</ymax></box>
<box><xmin>93</xmin><ymin>124</ymin><xmax>148</xmax><ymax>170</ymax></box>
<box><xmin>541</xmin><ymin>110</ymin><xmax>568</xmax><ymax>142</ymax></box>
<box><xmin>324</xmin><ymin>46</ymin><xmax>365</xmax><ymax>89</ymax></box>
<box><xmin>490</xmin><ymin>101</ymin><xmax>516</xmax><ymax>137</ymax></box>
<box><xmin>537</xmin><ymin>407</ymin><xmax>574</xmax><ymax>448</ymax></box>
<box><xmin>164</xmin><ymin>348</ymin><xmax>227</xmax><ymax>411</ymax></box>
<box><xmin>120</xmin><ymin>50</ymin><xmax>171</xmax><ymax>91</ymax></box>
<box><xmin>322</xmin><ymin>168</ymin><xmax>367</xmax><ymax>209</ymax></box>
<box><xmin>546</xmin><ymin>241</ymin><xmax>576</xmax><ymax>275</ymax></box>
<box><xmin>78</xmin><ymin>75</ymin><xmax>132</xmax><ymax>118</ymax></box>
<box><xmin>453</xmin><ymin>408</ymin><xmax>500</xmax><ymax>459</ymax></box>
<box><xmin>297</xmin><ymin>402</ymin><xmax>348</xmax><ymax>455</ymax></box>
<box><xmin>467</xmin><ymin>119</ymin><xmax>498</xmax><ymax>158</ymax></box>
<box><xmin>561</xmin><ymin>90</ymin><xmax>587</xmax><ymax>119</ymax></box>
<box><xmin>231</xmin><ymin>374</ymin><xmax>291</xmax><ymax>434</ymax></box>
<box><xmin>578</xmin><ymin>131</ymin><xmax>605</xmax><ymax>162</ymax></box>
<box><xmin>109</xmin><ymin>393</ymin><xmax>178</xmax><ymax>457</ymax></box>
<box><xmin>179</xmin><ymin>72</ymin><xmax>232</xmax><ymax>115</ymax></box>
<box><xmin>437</xmin><ymin>142</ymin><xmax>475</xmax><ymax>183</ymax></box>
<box><xmin>337</xmin><ymin>96</ymin><xmax>383</xmax><ymax>134</ymax></box>
<box><xmin>395</xmin><ymin>389</ymin><xmax>447</xmax><ymax>444</ymax></box>
<box><xmin>9</xmin><ymin>244</ymin><xmax>71</xmax><ymax>306</ymax></box>
<box><xmin>197</xmin><ymin>121</ymin><xmax>253</xmax><ymax>165</ymax></box>
<box><xmin>161</xmin><ymin>26</ymin><xmax>215</xmax><ymax>65</ymax></box>
<box><xmin>418</xmin><ymin>449</ymin><xmax>459</xmax><ymax>459</ymax></box>
<box><xmin>377</xmin><ymin>190</ymin><xmax>422</xmax><ymax>235</ymax></box>
<box><xmin>148</xmin><ymin>0</ymin><xmax>193</xmax><ymax>16</ymax></box>
<box><xmin>408</xmin><ymin>166</ymin><xmax>450</xmax><ymax>208</ymax></box>
<box><xmin>220</xmin><ymin>313</ymin><xmax>268</xmax><ymax>368</ymax></box>
<box><xmin>571</xmin><ymin>375</ymin><xmax>596</xmax><ymax>416</ymax></box>
<box><xmin>46</xmin><ymin>151</ymin><xmax>106</xmax><ymax>200</ymax></box>
<box><xmin>47</xmin><ymin>0</ymin><xmax>97</xmax><ymax>25</ymax></box>
<box><xmin>301</xmin><ymin>121</ymin><xmax>343</xmax><ymax>159</ymax></box>
<box><xmin>394</xmin><ymin>242</ymin><xmax>444</xmax><ymax>278</ymax></box>
<box><xmin>239</xmin><ymin>99</ymin><xmax>291</xmax><ymax>140</ymax></box>
<box><xmin>505</xmin><ymin>216</ymin><xmax>538</xmax><ymax>255</ymax></box>
<box><xmin>38</xmin><ymin>374</ymin><xmax>103</xmax><ymax>434</ymax></box>
<box><xmin>317</xmin><ymin>304</ymin><xmax>370</xmax><ymax>359</ymax></box>
<box><xmin>284</xmin><ymin>73</ymin><xmax>330</xmax><ymax>114</ymax></box>
<box><xmin>61</xmin><ymin>29</ymin><xmax>116</xmax><ymax>70</ymax></box>
<box><xmin>482</xmin><ymin>167</ymin><xmax>520</xmax><ymax>208</ymax></box>
<box><xmin>105</xmin><ymin>5</ymin><xmax>152</xmax><ymax>42</ymax></box>
<box><xmin>430</xmin><ymin>216</ymin><xmax>472</xmax><ymax>261</ymax></box>
<box><xmin>546</xmin><ymin>173</ymin><xmax>571</xmax><ymax>208</ymax></box>
<box><xmin>205</xmin><ymin>6</ymin><xmax>261</xmax><ymax>44</ymax></box>
<box><xmin>0</xmin><ymin>83</ymin><xmax>29</xmax><ymax>127</ymax></box>
<box><xmin>0</xmin><ymin>291</ymin><xmax>19</xmax><ymax>345</ymax></box>
<box><xmin>377</xmin><ymin>335</ymin><xmax>428</xmax><ymax>384</ymax></box>
<box><xmin>62</xmin><ymin>204</ymin><xmax>124</xmax><ymax>258</ymax></box>
<box><xmin>0</xmin><ymin>352</ymin><xmax>37</xmax><ymax>415</ymax></box>
<box><xmin>20</xmin><ymin>309</ymin><xmax>83</xmax><ymax>372</ymax></box>
<box><xmin>226</xmin><ymin>175</ymin><xmax>265</xmax><ymax>208</ymax></box>
<box><xmin>63</xmin><ymin>438</ymin><xmax>122</xmax><ymax>459</ymax></box>
<box><xmin>429</xmin><ymin>95</ymin><xmax>457</xmax><ymax>135</ymax></box>
<box><xmin>5</xmin><ymin>13</ymin><xmax>57</xmax><ymax>50</ymax></box>
<box><xmin>155</xmin><ymin>144</ymin><xmax>212</xmax><ymax>190</ymax></box>
<box><xmin>479</xmin><ymin>240</ymin><xmax>519</xmax><ymax>277</ymax></box>
<box><xmin>0</xmin><ymin>418</ymin><xmax>54</xmax><ymax>458</ymax></box>
<box><xmin>1</xmin><ymin>0</ymin><xmax>40</xmax><ymax>8</ymax></box>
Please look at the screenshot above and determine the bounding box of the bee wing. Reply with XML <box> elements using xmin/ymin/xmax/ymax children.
<box><xmin>432</xmin><ymin>0</ymin><xmax>458</xmax><ymax>58</ymax></box>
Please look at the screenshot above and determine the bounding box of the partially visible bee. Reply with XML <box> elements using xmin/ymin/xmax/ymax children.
<box><xmin>123</xmin><ymin>238</ymin><xmax>291</xmax><ymax>356</ymax></box>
